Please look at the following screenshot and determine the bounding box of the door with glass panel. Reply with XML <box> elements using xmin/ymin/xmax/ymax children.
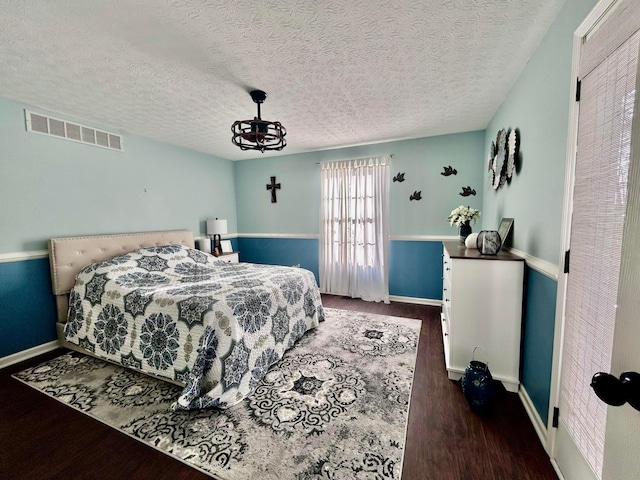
<box><xmin>552</xmin><ymin>1</ymin><xmax>640</xmax><ymax>478</ymax></box>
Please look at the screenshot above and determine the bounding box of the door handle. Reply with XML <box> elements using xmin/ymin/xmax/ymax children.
<box><xmin>590</xmin><ymin>371</ymin><xmax>640</xmax><ymax>411</ymax></box>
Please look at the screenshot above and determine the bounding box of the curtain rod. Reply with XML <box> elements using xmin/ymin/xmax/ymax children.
<box><xmin>315</xmin><ymin>154</ymin><xmax>394</xmax><ymax>165</ymax></box>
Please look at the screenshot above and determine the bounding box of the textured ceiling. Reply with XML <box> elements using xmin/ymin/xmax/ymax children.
<box><xmin>0</xmin><ymin>0</ymin><xmax>565</xmax><ymax>160</ymax></box>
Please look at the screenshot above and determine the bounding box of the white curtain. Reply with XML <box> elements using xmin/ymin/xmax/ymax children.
<box><xmin>319</xmin><ymin>156</ymin><xmax>390</xmax><ymax>303</ymax></box>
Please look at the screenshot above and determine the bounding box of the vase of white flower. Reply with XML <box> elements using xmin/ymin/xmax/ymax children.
<box><xmin>448</xmin><ymin>205</ymin><xmax>481</xmax><ymax>243</ymax></box>
<box><xmin>459</xmin><ymin>221</ymin><xmax>472</xmax><ymax>242</ymax></box>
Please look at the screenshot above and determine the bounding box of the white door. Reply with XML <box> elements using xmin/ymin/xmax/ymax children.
<box><xmin>551</xmin><ymin>0</ymin><xmax>640</xmax><ymax>479</ymax></box>
<box><xmin>601</xmin><ymin>122</ymin><xmax>640</xmax><ymax>478</ymax></box>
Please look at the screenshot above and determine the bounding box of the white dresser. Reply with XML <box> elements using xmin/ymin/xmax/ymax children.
<box><xmin>441</xmin><ymin>241</ymin><xmax>524</xmax><ymax>392</ymax></box>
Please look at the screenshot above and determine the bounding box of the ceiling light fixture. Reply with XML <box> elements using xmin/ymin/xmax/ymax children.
<box><xmin>231</xmin><ymin>89</ymin><xmax>286</xmax><ymax>153</ymax></box>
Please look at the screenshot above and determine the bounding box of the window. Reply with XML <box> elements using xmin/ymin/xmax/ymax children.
<box><xmin>319</xmin><ymin>156</ymin><xmax>390</xmax><ymax>303</ymax></box>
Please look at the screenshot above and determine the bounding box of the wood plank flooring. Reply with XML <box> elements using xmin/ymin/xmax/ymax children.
<box><xmin>0</xmin><ymin>295</ymin><xmax>557</xmax><ymax>479</ymax></box>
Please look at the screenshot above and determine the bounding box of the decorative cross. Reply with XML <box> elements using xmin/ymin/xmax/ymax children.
<box><xmin>266</xmin><ymin>176</ymin><xmax>281</xmax><ymax>203</ymax></box>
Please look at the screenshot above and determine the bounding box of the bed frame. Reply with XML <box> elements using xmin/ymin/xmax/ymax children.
<box><xmin>48</xmin><ymin>230</ymin><xmax>195</xmax><ymax>358</ymax></box>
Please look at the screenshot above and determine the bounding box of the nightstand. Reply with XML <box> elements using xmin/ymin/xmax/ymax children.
<box><xmin>216</xmin><ymin>252</ymin><xmax>239</xmax><ymax>263</ymax></box>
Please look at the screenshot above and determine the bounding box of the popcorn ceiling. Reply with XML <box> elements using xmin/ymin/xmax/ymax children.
<box><xmin>0</xmin><ymin>0</ymin><xmax>564</xmax><ymax>160</ymax></box>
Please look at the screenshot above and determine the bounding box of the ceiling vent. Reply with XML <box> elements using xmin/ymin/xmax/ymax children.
<box><xmin>24</xmin><ymin>110</ymin><xmax>123</xmax><ymax>151</ymax></box>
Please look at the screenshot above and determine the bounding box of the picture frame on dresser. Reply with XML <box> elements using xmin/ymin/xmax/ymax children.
<box><xmin>220</xmin><ymin>239</ymin><xmax>233</xmax><ymax>253</ymax></box>
<box><xmin>497</xmin><ymin>218</ymin><xmax>514</xmax><ymax>247</ymax></box>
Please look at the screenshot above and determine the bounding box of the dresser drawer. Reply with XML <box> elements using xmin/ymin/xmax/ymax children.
<box><xmin>442</xmin><ymin>250</ymin><xmax>452</xmax><ymax>286</ymax></box>
<box><xmin>440</xmin><ymin>311</ymin><xmax>451</xmax><ymax>368</ymax></box>
<box><xmin>442</xmin><ymin>277</ymin><xmax>452</xmax><ymax>308</ymax></box>
<box><xmin>440</xmin><ymin>309</ymin><xmax>450</xmax><ymax>337</ymax></box>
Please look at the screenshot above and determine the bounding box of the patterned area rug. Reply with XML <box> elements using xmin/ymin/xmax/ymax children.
<box><xmin>14</xmin><ymin>307</ymin><xmax>421</xmax><ymax>480</ymax></box>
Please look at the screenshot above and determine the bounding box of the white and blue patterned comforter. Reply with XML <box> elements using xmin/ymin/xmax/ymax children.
<box><xmin>64</xmin><ymin>244</ymin><xmax>324</xmax><ymax>410</ymax></box>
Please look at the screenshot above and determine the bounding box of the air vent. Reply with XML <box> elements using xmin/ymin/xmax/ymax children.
<box><xmin>25</xmin><ymin>110</ymin><xmax>123</xmax><ymax>151</ymax></box>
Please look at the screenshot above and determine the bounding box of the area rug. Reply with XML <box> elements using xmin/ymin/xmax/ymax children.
<box><xmin>13</xmin><ymin>307</ymin><xmax>421</xmax><ymax>480</ymax></box>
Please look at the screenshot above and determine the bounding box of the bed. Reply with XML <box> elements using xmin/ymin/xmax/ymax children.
<box><xmin>49</xmin><ymin>230</ymin><xmax>324</xmax><ymax>410</ymax></box>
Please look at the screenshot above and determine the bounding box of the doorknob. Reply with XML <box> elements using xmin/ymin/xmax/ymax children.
<box><xmin>590</xmin><ymin>371</ymin><xmax>640</xmax><ymax>411</ymax></box>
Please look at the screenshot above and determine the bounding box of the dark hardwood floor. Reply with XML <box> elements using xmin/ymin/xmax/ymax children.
<box><xmin>0</xmin><ymin>295</ymin><xmax>557</xmax><ymax>479</ymax></box>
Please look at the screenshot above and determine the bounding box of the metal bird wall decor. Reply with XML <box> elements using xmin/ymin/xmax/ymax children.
<box><xmin>393</xmin><ymin>172</ymin><xmax>406</xmax><ymax>182</ymax></box>
<box><xmin>409</xmin><ymin>191</ymin><xmax>422</xmax><ymax>201</ymax></box>
<box><xmin>460</xmin><ymin>186</ymin><xmax>476</xmax><ymax>197</ymax></box>
<box><xmin>441</xmin><ymin>166</ymin><xmax>457</xmax><ymax>176</ymax></box>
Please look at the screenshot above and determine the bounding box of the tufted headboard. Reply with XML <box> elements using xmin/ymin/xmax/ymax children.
<box><xmin>49</xmin><ymin>230</ymin><xmax>195</xmax><ymax>323</ymax></box>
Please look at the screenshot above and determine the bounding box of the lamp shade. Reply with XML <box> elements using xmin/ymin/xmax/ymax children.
<box><xmin>207</xmin><ymin>219</ymin><xmax>228</xmax><ymax>235</ymax></box>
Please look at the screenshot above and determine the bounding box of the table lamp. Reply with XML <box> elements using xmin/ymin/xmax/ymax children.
<box><xmin>206</xmin><ymin>218</ymin><xmax>227</xmax><ymax>256</ymax></box>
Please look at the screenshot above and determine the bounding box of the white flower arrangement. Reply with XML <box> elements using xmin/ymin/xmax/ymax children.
<box><xmin>448</xmin><ymin>205</ymin><xmax>481</xmax><ymax>227</ymax></box>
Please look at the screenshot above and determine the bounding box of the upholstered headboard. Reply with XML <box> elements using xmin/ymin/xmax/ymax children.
<box><xmin>49</xmin><ymin>230</ymin><xmax>194</xmax><ymax>323</ymax></box>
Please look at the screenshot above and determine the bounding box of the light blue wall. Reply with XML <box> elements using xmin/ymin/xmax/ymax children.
<box><xmin>481</xmin><ymin>0</ymin><xmax>598</xmax><ymax>423</ymax></box>
<box><xmin>233</xmin><ymin>132</ymin><xmax>484</xmax><ymax>302</ymax></box>
<box><xmin>0</xmin><ymin>96</ymin><xmax>237</xmax><ymax>253</ymax></box>
<box><xmin>234</xmin><ymin>131</ymin><xmax>485</xmax><ymax>236</ymax></box>
<box><xmin>482</xmin><ymin>0</ymin><xmax>598</xmax><ymax>264</ymax></box>
<box><xmin>0</xmin><ymin>96</ymin><xmax>236</xmax><ymax>357</ymax></box>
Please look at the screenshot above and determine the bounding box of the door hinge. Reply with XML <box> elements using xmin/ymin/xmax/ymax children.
<box><xmin>552</xmin><ymin>407</ymin><xmax>560</xmax><ymax>428</ymax></box>
<box><xmin>564</xmin><ymin>250</ymin><xmax>570</xmax><ymax>274</ymax></box>
<box><xmin>576</xmin><ymin>78</ymin><xmax>581</xmax><ymax>101</ymax></box>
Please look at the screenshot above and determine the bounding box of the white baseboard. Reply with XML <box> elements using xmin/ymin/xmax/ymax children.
<box><xmin>0</xmin><ymin>340</ymin><xmax>60</xmax><ymax>370</ymax></box>
<box><xmin>519</xmin><ymin>385</ymin><xmax>549</xmax><ymax>453</ymax></box>
<box><xmin>389</xmin><ymin>295</ymin><xmax>442</xmax><ymax>307</ymax></box>
<box><xmin>550</xmin><ymin>458</ymin><xmax>566</xmax><ymax>480</ymax></box>
<box><xmin>320</xmin><ymin>291</ymin><xmax>441</xmax><ymax>307</ymax></box>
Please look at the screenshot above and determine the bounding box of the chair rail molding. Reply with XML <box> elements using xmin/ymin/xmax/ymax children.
<box><xmin>0</xmin><ymin>250</ymin><xmax>49</xmax><ymax>263</ymax></box>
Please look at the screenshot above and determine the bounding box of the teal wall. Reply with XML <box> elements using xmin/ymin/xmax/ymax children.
<box><xmin>0</xmin><ymin>96</ymin><xmax>237</xmax><ymax>253</ymax></box>
<box><xmin>236</xmin><ymin>237</ymin><xmax>445</xmax><ymax>302</ymax></box>
<box><xmin>521</xmin><ymin>268</ymin><xmax>557</xmax><ymax>423</ymax></box>
<box><xmin>388</xmin><ymin>240</ymin><xmax>443</xmax><ymax>300</ymax></box>
<box><xmin>0</xmin><ymin>258</ymin><xmax>57</xmax><ymax>358</ymax></box>
<box><xmin>238</xmin><ymin>237</ymin><xmax>320</xmax><ymax>279</ymax></box>
<box><xmin>234</xmin><ymin>131</ymin><xmax>485</xmax><ymax>236</ymax></box>
<box><xmin>481</xmin><ymin>0</ymin><xmax>598</xmax><ymax>424</ymax></box>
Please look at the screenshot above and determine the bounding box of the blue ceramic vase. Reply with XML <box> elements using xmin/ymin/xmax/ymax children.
<box><xmin>459</xmin><ymin>221</ymin><xmax>472</xmax><ymax>243</ymax></box>
<box><xmin>461</xmin><ymin>348</ymin><xmax>494</xmax><ymax>413</ymax></box>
